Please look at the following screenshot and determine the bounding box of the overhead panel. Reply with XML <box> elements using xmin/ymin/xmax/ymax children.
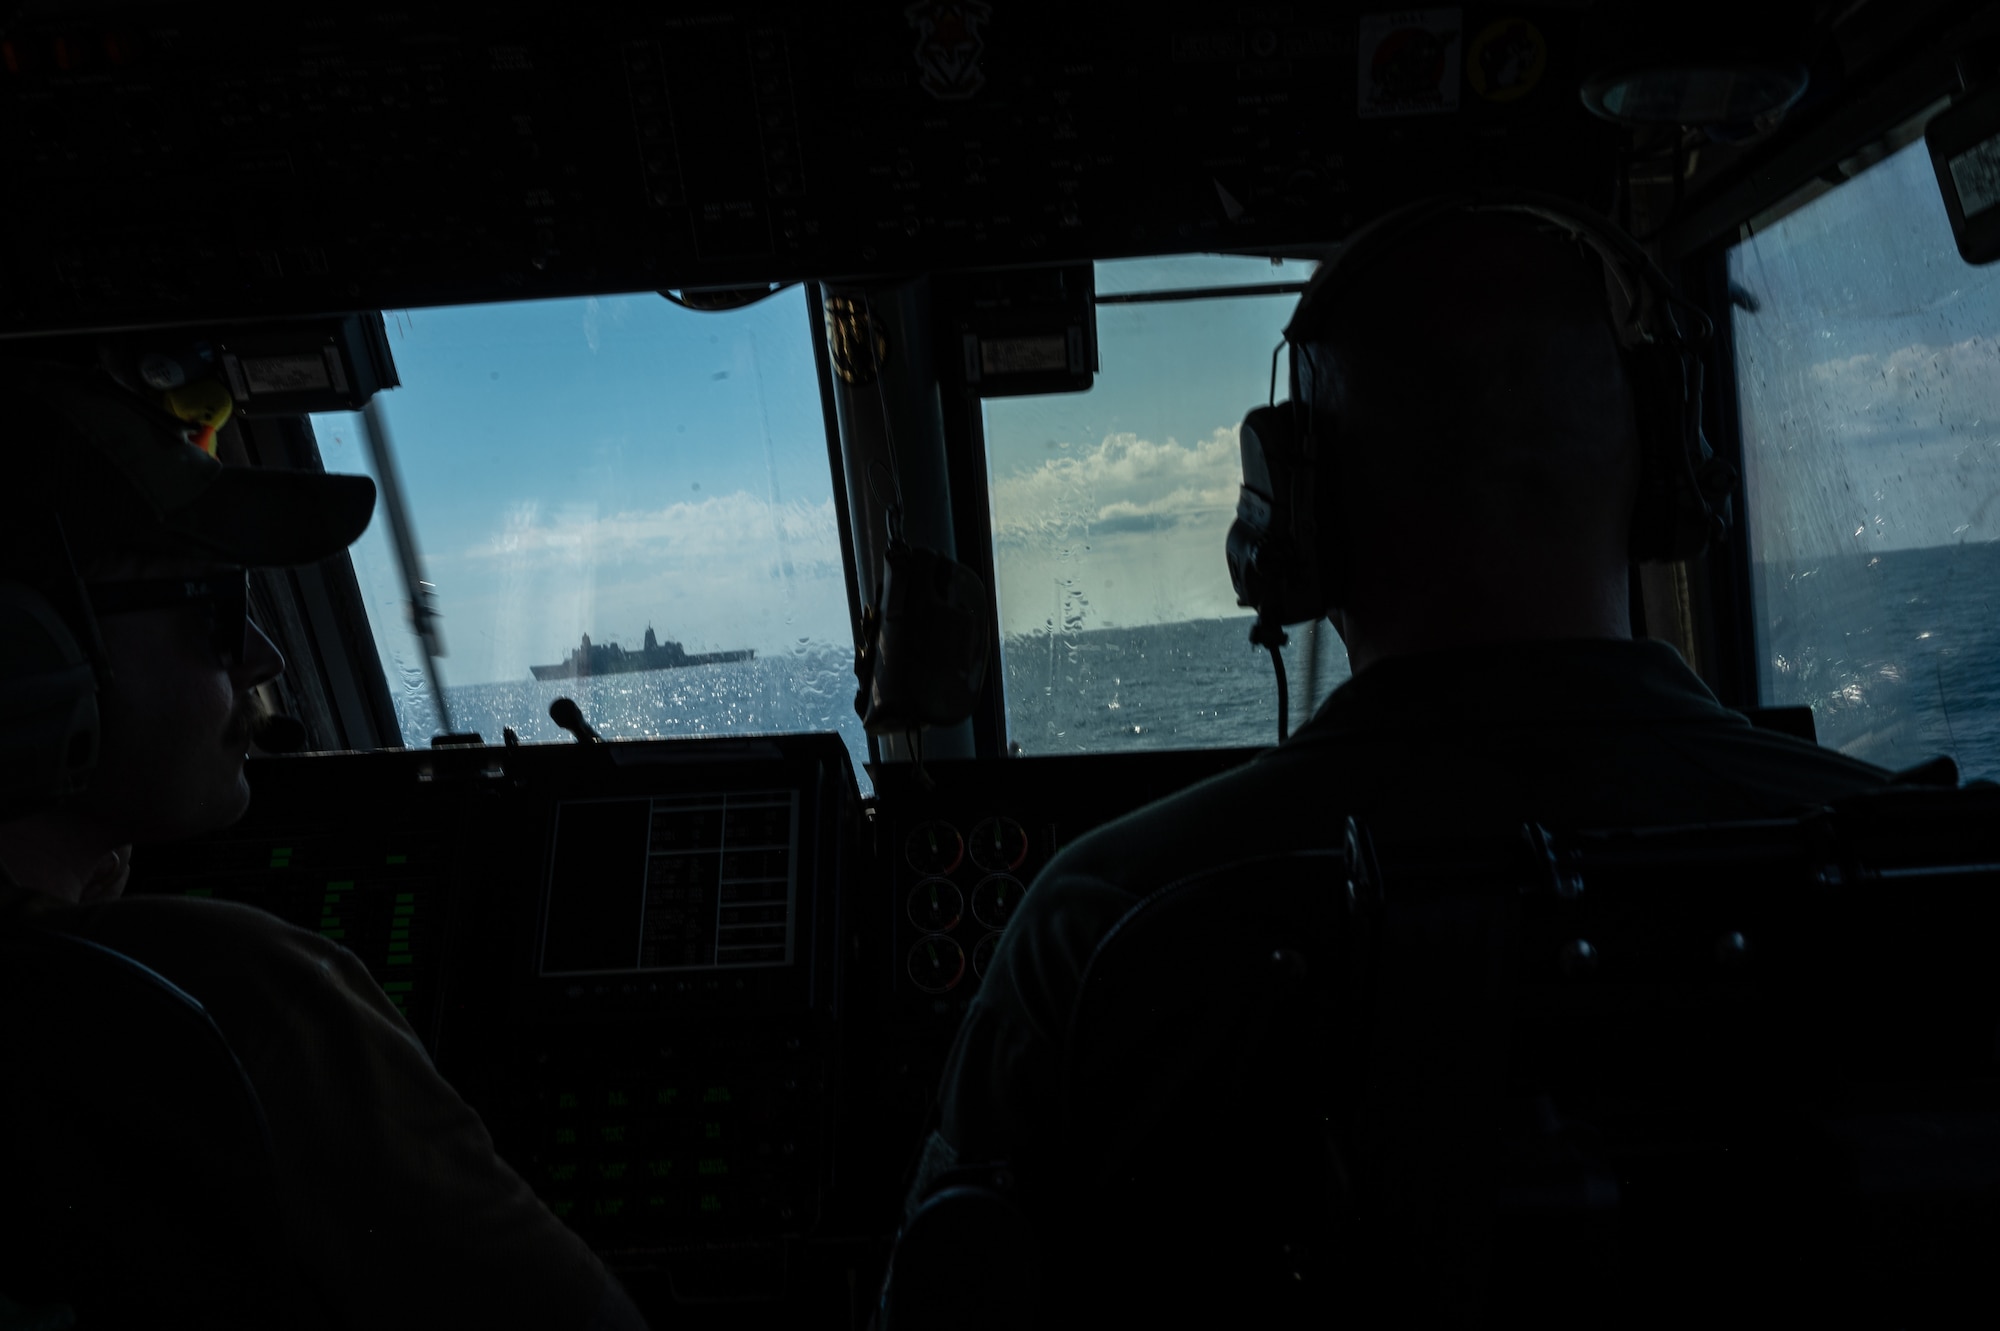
<box><xmin>0</xmin><ymin>3</ymin><xmax>1611</xmax><ymax>333</ymax></box>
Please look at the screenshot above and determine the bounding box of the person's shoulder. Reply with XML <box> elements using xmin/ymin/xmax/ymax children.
<box><xmin>49</xmin><ymin>893</ymin><xmax>364</xmax><ymax>1017</ymax></box>
<box><xmin>1038</xmin><ymin>745</ymin><xmax>1333</xmax><ymax>897</ymax></box>
<box><xmin>85</xmin><ymin>891</ymin><xmax>322</xmax><ymax>951</ymax></box>
<box><xmin>1684</xmin><ymin>714</ymin><xmax>1925</xmax><ymax>801</ymax></box>
<box><xmin>2</xmin><ymin>884</ymin><xmax>293</xmax><ymax>947</ymax></box>
<box><xmin>1628</xmin><ymin>709</ymin><xmax>1990</xmax><ymax>825</ymax></box>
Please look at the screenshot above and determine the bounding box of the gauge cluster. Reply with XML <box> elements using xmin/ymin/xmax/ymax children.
<box><xmin>901</xmin><ymin>815</ymin><xmax>1033</xmax><ymax>997</ymax></box>
<box><xmin>868</xmin><ymin>749</ymin><xmax>1262</xmax><ymax>1021</ymax></box>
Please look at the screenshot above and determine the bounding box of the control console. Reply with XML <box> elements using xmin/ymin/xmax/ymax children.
<box><xmin>123</xmin><ymin>733</ymin><xmax>1263</xmax><ymax>1324</ymax></box>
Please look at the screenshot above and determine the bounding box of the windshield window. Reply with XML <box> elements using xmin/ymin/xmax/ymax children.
<box><xmin>1730</xmin><ymin>138</ymin><xmax>2000</xmax><ymax>781</ymax></box>
<box><xmin>983</xmin><ymin>254</ymin><xmax>1346</xmax><ymax>754</ymax></box>
<box><xmin>314</xmin><ymin>288</ymin><xmax>867</xmax><ymax>786</ymax></box>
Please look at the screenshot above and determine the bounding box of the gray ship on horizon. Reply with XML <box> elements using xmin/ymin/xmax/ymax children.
<box><xmin>530</xmin><ymin>627</ymin><xmax>754</xmax><ymax>681</ymax></box>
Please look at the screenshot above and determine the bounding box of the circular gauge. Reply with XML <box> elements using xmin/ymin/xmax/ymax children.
<box><xmin>968</xmin><ymin>817</ymin><xmax>1031</xmax><ymax>873</ymax></box>
<box><xmin>907</xmin><ymin>877</ymin><xmax>964</xmax><ymax>933</ymax></box>
<box><xmin>905</xmin><ymin>821</ymin><xmax>964</xmax><ymax>876</ymax></box>
<box><xmin>972</xmin><ymin>874</ymin><xmax>1025</xmax><ymax>930</ymax></box>
<box><xmin>906</xmin><ymin>935</ymin><xmax>966</xmax><ymax>994</ymax></box>
<box><xmin>972</xmin><ymin>930</ymin><xmax>1005</xmax><ymax>979</ymax></box>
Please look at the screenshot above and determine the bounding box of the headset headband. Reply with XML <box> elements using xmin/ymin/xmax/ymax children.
<box><xmin>1281</xmin><ymin>190</ymin><xmax>1713</xmax><ymax>396</ymax></box>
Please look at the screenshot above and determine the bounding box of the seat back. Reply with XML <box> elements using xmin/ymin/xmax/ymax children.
<box><xmin>0</xmin><ymin>924</ymin><xmax>295</xmax><ymax>1328</ymax></box>
<box><xmin>1355</xmin><ymin>814</ymin><xmax>1833</xmax><ymax>1328</ymax></box>
<box><xmin>1051</xmin><ymin>786</ymin><xmax>2000</xmax><ymax>1327</ymax></box>
<box><xmin>1054</xmin><ymin>838</ymin><xmax>1371</xmax><ymax>1327</ymax></box>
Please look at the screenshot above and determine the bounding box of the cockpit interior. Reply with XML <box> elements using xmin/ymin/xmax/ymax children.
<box><xmin>3</xmin><ymin>1</ymin><xmax>2000</xmax><ymax>1326</ymax></box>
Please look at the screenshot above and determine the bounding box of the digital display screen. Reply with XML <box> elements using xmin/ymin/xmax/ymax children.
<box><xmin>540</xmin><ymin>791</ymin><xmax>799</xmax><ymax>976</ymax></box>
<box><xmin>980</xmin><ymin>333</ymin><xmax>1069</xmax><ymax>375</ymax></box>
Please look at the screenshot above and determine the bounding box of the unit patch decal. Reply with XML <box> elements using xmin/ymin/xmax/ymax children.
<box><xmin>1358</xmin><ymin>9</ymin><xmax>1463</xmax><ymax>120</ymax></box>
<box><xmin>1468</xmin><ymin>17</ymin><xmax>1547</xmax><ymax>103</ymax></box>
<box><xmin>906</xmin><ymin>0</ymin><xmax>994</xmax><ymax>101</ymax></box>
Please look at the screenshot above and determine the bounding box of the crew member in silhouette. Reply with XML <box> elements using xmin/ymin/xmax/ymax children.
<box><xmin>904</xmin><ymin>208</ymin><xmax>1957</xmax><ymax>1259</ymax></box>
<box><xmin>0</xmin><ymin>360</ymin><xmax>650</xmax><ymax>1330</ymax></box>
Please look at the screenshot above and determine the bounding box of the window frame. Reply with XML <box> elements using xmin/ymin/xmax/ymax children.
<box><xmin>230</xmin><ymin>412</ymin><xmax>405</xmax><ymax>752</ymax></box>
<box><xmin>1689</xmin><ymin>240</ymin><xmax>1761</xmax><ymax>711</ymax></box>
<box><xmin>928</xmin><ymin>278</ymin><xmax>1011</xmax><ymax>762</ymax></box>
<box><xmin>1675</xmin><ymin>82</ymin><xmax>1973</xmax><ymax>714</ymax></box>
<box><xmin>963</xmin><ymin>268</ymin><xmax>1316</xmax><ymax>758</ymax></box>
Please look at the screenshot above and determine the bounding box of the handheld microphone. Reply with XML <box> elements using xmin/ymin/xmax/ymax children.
<box><xmin>549</xmin><ymin>697</ymin><xmax>602</xmax><ymax>744</ymax></box>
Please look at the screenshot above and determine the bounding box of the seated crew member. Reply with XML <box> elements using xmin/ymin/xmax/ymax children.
<box><xmin>0</xmin><ymin>361</ymin><xmax>651</xmax><ymax>1330</ymax></box>
<box><xmin>903</xmin><ymin>205</ymin><xmax>1957</xmax><ymax>1246</ymax></box>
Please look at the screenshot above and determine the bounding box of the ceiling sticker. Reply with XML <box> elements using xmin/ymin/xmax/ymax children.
<box><xmin>906</xmin><ymin>0</ymin><xmax>994</xmax><ymax>101</ymax></box>
<box><xmin>1468</xmin><ymin>17</ymin><xmax>1547</xmax><ymax>104</ymax></box>
<box><xmin>1358</xmin><ymin>10</ymin><xmax>1463</xmax><ymax>120</ymax></box>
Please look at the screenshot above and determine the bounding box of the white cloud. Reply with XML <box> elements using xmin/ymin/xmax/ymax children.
<box><xmin>991</xmin><ymin>427</ymin><xmax>1242</xmax><ymax>543</ymax></box>
<box><xmin>464</xmin><ymin>490</ymin><xmax>839</xmax><ymax>570</ymax></box>
<box><xmin>1801</xmin><ymin>336</ymin><xmax>2000</xmax><ymax>441</ymax></box>
<box><xmin>985</xmin><ymin>428</ymin><xmax>1252</xmax><ymax>632</ymax></box>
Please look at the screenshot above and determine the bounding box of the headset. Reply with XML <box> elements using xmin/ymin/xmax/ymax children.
<box><xmin>853</xmin><ymin>535</ymin><xmax>992</xmax><ymax>738</ymax></box>
<box><xmin>1226</xmin><ymin>190</ymin><xmax>1738</xmax><ymax>654</ymax></box>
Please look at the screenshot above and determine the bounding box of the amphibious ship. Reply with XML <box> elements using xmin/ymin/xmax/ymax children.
<box><xmin>529</xmin><ymin>627</ymin><xmax>754</xmax><ymax>681</ymax></box>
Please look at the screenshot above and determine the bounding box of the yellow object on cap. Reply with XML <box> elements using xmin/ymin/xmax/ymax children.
<box><xmin>159</xmin><ymin>379</ymin><xmax>234</xmax><ymax>456</ymax></box>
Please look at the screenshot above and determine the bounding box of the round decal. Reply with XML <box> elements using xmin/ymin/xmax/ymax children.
<box><xmin>1468</xmin><ymin>18</ymin><xmax>1547</xmax><ymax>104</ymax></box>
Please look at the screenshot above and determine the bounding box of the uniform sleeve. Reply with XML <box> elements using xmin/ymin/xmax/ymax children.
<box><xmin>67</xmin><ymin>897</ymin><xmax>636</xmax><ymax>1331</ymax></box>
<box><xmin>908</xmin><ymin>870</ymin><xmax>1139</xmax><ymax>1221</ymax></box>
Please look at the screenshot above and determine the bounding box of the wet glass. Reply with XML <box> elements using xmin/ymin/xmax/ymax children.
<box><xmin>983</xmin><ymin>254</ymin><xmax>1349</xmax><ymax>755</ymax></box>
<box><xmin>314</xmin><ymin>288</ymin><xmax>869</xmax><ymax>788</ymax></box>
<box><xmin>1730</xmin><ymin>138</ymin><xmax>2000</xmax><ymax>780</ymax></box>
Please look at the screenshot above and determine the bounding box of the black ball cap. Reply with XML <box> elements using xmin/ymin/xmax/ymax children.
<box><xmin>5</xmin><ymin>358</ymin><xmax>375</xmax><ymax>567</ymax></box>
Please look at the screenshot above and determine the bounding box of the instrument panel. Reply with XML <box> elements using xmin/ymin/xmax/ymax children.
<box><xmin>121</xmin><ymin>734</ymin><xmax>1261</xmax><ymax>1326</ymax></box>
<box><xmin>868</xmin><ymin>748</ymin><xmax>1257</xmax><ymax>1016</ymax></box>
<box><xmin>901</xmin><ymin>815</ymin><xmax>1030</xmax><ymax>995</ymax></box>
<box><xmin>126</xmin><ymin>734</ymin><xmax>858</xmax><ymax>1324</ymax></box>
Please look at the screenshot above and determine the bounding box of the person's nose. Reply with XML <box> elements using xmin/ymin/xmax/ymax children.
<box><xmin>233</xmin><ymin>618</ymin><xmax>286</xmax><ymax>691</ymax></box>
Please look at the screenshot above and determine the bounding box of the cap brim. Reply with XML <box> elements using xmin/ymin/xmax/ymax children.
<box><xmin>157</xmin><ymin>469</ymin><xmax>377</xmax><ymax>567</ymax></box>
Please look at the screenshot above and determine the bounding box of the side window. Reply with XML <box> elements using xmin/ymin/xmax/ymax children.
<box><xmin>983</xmin><ymin>255</ymin><xmax>1346</xmax><ymax>754</ymax></box>
<box><xmin>313</xmin><ymin>289</ymin><xmax>868</xmax><ymax>786</ymax></box>
<box><xmin>1730</xmin><ymin>139</ymin><xmax>2000</xmax><ymax>780</ymax></box>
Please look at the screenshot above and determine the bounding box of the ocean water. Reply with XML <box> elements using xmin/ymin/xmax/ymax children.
<box><xmin>398</xmin><ymin>644</ymin><xmax>874</xmax><ymax>786</ymax></box>
<box><xmin>999</xmin><ymin>615</ymin><xmax>1347</xmax><ymax>754</ymax></box>
<box><xmin>1757</xmin><ymin>540</ymin><xmax>2000</xmax><ymax>784</ymax></box>
<box><xmin>402</xmin><ymin>542</ymin><xmax>1998</xmax><ymax>792</ymax></box>
<box><xmin>398</xmin><ymin>619</ymin><xmax>1320</xmax><ymax>795</ymax></box>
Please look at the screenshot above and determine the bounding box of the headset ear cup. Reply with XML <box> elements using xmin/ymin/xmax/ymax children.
<box><xmin>1229</xmin><ymin>405</ymin><xmax>1291</xmax><ymax>612</ymax></box>
<box><xmin>0</xmin><ymin>582</ymin><xmax>100</xmax><ymax>820</ymax></box>
<box><xmin>1230</xmin><ymin>404</ymin><xmax>1327</xmax><ymax>625</ymax></box>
